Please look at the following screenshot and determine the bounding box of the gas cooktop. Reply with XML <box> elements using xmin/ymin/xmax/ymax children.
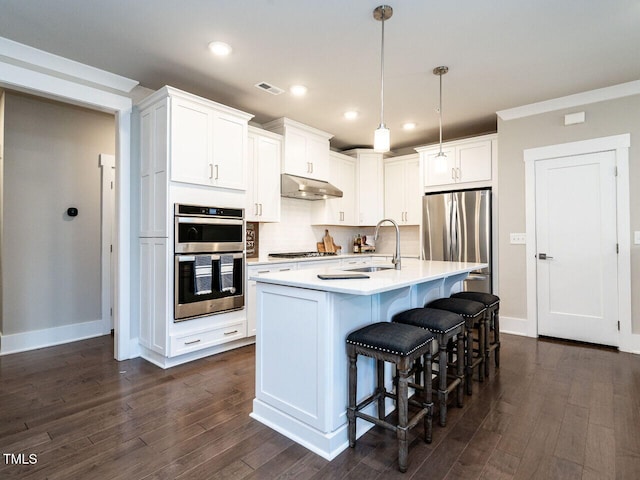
<box><xmin>268</xmin><ymin>251</ymin><xmax>338</xmax><ymax>259</ymax></box>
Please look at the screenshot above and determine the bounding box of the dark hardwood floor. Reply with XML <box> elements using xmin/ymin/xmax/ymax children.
<box><xmin>1</xmin><ymin>333</ymin><xmax>639</xmax><ymax>479</ymax></box>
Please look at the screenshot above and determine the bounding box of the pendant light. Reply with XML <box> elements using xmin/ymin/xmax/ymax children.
<box><xmin>373</xmin><ymin>5</ymin><xmax>392</xmax><ymax>153</ymax></box>
<box><xmin>433</xmin><ymin>66</ymin><xmax>449</xmax><ymax>172</ymax></box>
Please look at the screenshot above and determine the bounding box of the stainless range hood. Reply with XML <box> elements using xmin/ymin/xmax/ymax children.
<box><xmin>281</xmin><ymin>174</ymin><xmax>343</xmax><ymax>200</ymax></box>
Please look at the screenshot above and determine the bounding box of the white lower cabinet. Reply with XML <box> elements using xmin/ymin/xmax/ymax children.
<box><xmin>169</xmin><ymin>320</ymin><xmax>246</xmax><ymax>357</ymax></box>
<box><xmin>247</xmin><ymin>263</ymin><xmax>296</xmax><ymax>337</ymax></box>
<box><xmin>139</xmin><ymin>238</ymin><xmax>169</xmax><ymax>355</ymax></box>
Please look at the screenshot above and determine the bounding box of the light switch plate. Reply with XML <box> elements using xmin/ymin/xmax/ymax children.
<box><xmin>510</xmin><ymin>233</ymin><xmax>526</xmax><ymax>245</ymax></box>
<box><xmin>635</xmin><ymin>231</ymin><xmax>640</xmax><ymax>245</ymax></box>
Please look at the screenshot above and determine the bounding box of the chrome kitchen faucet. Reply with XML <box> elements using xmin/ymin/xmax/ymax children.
<box><xmin>374</xmin><ymin>218</ymin><xmax>401</xmax><ymax>270</ymax></box>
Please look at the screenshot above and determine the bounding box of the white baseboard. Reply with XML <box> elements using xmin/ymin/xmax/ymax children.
<box><xmin>0</xmin><ymin>319</ymin><xmax>105</xmax><ymax>355</ymax></box>
<box><xmin>500</xmin><ymin>316</ymin><xmax>532</xmax><ymax>337</ymax></box>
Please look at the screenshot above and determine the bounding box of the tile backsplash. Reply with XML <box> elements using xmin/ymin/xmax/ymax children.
<box><xmin>258</xmin><ymin>198</ymin><xmax>420</xmax><ymax>257</ymax></box>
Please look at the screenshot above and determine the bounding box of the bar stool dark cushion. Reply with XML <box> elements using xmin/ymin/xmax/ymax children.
<box><xmin>346</xmin><ymin>322</ymin><xmax>434</xmax><ymax>356</ymax></box>
<box><xmin>393</xmin><ymin>308</ymin><xmax>465</xmax><ymax>333</ymax></box>
<box><xmin>427</xmin><ymin>298</ymin><xmax>486</xmax><ymax>318</ymax></box>
<box><xmin>451</xmin><ymin>292</ymin><xmax>499</xmax><ymax>308</ymax></box>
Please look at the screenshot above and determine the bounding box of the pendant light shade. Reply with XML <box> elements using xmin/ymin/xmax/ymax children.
<box><xmin>433</xmin><ymin>66</ymin><xmax>449</xmax><ymax>172</ymax></box>
<box><xmin>373</xmin><ymin>5</ymin><xmax>393</xmax><ymax>153</ymax></box>
<box><xmin>374</xmin><ymin>126</ymin><xmax>390</xmax><ymax>152</ymax></box>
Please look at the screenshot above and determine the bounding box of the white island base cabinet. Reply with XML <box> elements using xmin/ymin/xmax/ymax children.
<box><xmin>251</xmin><ymin>263</ymin><xmax>477</xmax><ymax>460</ymax></box>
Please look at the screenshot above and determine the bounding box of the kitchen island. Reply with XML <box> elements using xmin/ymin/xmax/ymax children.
<box><xmin>250</xmin><ymin>260</ymin><xmax>485</xmax><ymax>460</ymax></box>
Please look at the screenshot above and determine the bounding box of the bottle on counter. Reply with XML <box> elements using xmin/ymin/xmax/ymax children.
<box><xmin>356</xmin><ymin>234</ymin><xmax>362</xmax><ymax>253</ymax></box>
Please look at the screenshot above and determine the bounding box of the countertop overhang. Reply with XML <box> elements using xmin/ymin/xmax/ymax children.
<box><xmin>251</xmin><ymin>260</ymin><xmax>487</xmax><ymax>295</ymax></box>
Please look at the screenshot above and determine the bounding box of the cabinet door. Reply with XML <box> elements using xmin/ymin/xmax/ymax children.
<box><xmin>384</xmin><ymin>160</ymin><xmax>406</xmax><ymax>223</ymax></box>
<box><xmin>170</xmin><ymin>97</ymin><xmax>213</xmax><ymax>186</ymax></box>
<box><xmin>283</xmin><ymin>128</ymin><xmax>309</xmax><ymax>177</ymax></box>
<box><xmin>339</xmin><ymin>157</ymin><xmax>356</xmax><ymax>224</ymax></box>
<box><xmin>306</xmin><ymin>135</ymin><xmax>329</xmax><ymax>181</ymax></box>
<box><xmin>139</xmin><ymin>238</ymin><xmax>169</xmax><ymax>355</ymax></box>
<box><xmin>140</xmin><ymin>101</ymin><xmax>169</xmax><ymax>237</ymax></box>
<box><xmin>404</xmin><ymin>157</ymin><xmax>422</xmax><ymax>225</ymax></box>
<box><xmin>457</xmin><ymin>140</ymin><xmax>492</xmax><ymax>183</ymax></box>
<box><xmin>212</xmin><ymin>112</ymin><xmax>247</xmax><ymax>190</ymax></box>
<box><xmin>423</xmin><ymin>147</ymin><xmax>456</xmax><ymax>187</ymax></box>
<box><xmin>357</xmin><ymin>152</ymin><xmax>384</xmax><ymax>226</ymax></box>
<box><xmin>255</xmin><ymin>135</ymin><xmax>282</xmax><ymax>222</ymax></box>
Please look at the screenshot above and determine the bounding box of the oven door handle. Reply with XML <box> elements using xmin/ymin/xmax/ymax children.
<box><xmin>176</xmin><ymin>217</ymin><xmax>243</xmax><ymax>226</ymax></box>
<box><xmin>177</xmin><ymin>252</ymin><xmax>244</xmax><ymax>262</ymax></box>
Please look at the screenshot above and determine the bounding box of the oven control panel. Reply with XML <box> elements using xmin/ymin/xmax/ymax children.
<box><xmin>175</xmin><ymin>204</ymin><xmax>243</xmax><ymax>219</ymax></box>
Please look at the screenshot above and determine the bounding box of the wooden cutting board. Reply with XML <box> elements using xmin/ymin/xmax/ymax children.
<box><xmin>323</xmin><ymin>229</ymin><xmax>335</xmax><ymax>253</ymax></box>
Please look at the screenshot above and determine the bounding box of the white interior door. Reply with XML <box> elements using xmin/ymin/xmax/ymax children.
<box><xmin>535</xmin><ymin>151</ymin><xmax>618</xmax><ymax>346</ymax></box>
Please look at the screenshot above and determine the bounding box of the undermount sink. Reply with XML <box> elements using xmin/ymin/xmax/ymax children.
<box><xmin>345</xmin><ymin>266</ymin><xmax>394</xmax><ymax>273</ymax></box>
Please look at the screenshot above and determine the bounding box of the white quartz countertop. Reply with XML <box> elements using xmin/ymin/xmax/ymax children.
<box><xmin>251</xmin><ymin>260</ymin><xmax>486</xmax><ymax>295</ymax></box>
<box><xmin>246</xmin><ymin>253</ymin><xmax>419</xmax><ymax>266</ymax></box>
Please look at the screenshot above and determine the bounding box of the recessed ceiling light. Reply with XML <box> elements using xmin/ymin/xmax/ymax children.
<box><xmin>290</xmin><ymin>85</ymin><xmax>308</xmax><ymax>96</ymax></box>
<box><xmin>402</xmin><ymin>122</ymin><xmax>417</xmax><ymax>130</ymax></box>
<box><xmin>344</xmin><ymin>110</ymin><xmax>359</xmax><ymax>120</ymax></box>
<box><xmin>208</xmin><ymin>41</ymin><xmax>232</xmax><ymax>56</ymax></box>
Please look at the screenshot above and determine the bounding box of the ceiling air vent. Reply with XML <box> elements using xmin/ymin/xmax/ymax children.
<box><xmin>255</xmin><ymin>82</ymin><xmax>284</xmax><ymax>95</ymax></box>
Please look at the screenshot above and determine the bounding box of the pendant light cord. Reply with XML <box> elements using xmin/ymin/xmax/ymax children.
<box><xmin>438</xmin><ymin>71</ymin><xmax>443</xmax><ymax>154</ymax></box>
<box><xmin>380</xmin><ymin>8</ymin><xmax>385</xmax><ymax>127</ymax></box>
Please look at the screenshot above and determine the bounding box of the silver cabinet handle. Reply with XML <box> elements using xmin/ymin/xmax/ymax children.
<box><xmin>259</xmin><ymin>203</ymin><xmax>263</xmax><ymax>216</ymax></box>
<box><xmin>451</xmin><ymin>167</ymin><xmax>456</xmax><ymax>180</ymax></box>
<box><xmin>537</xmin><ymin>253</ymin><xmax>554</xmax><ymax>260</ymax></box>
<box><xmin>223</xmin><ymin>330</ymin><xmax>238</xmax><ymax>336</ymax></box>
<box><xmin>279</xmin><ymin>268</ymin><xmax>291</xmax><ymax>272</ymax></box>
<box><xmin>310</xmin><ymin>162</ymin><xmax>314</xmax><ymax>174</ymax></box>
<box><xmin>257</xmin><ymin>270</ymin><xmax>270</xmax><ymax>274</ymax></box>
<box><xmin>215</xmin><ymin>164</ymin><xmax>219</xmax><ymax>180</ymax></box>
<box><xmin>184</xmin><ymin>339</ymin><xmax>201</xmax><ymax>345</ymax></box>
<box><xmin>209</xmin><ymin>164</ymin><xmax>214</xmax><ymax>179</ymax></box>
<box><xmin>254</xmin><ymin>203</ymin><xmax>259</xmax><ymax>216</ymax></box>
<box><xmin>307</xmin><ymin>162</ymin><xmax>312</xmax><ymax>173</ymax></box>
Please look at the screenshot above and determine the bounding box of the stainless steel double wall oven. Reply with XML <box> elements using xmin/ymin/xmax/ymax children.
<box><xmin>174</xmin><ymin>204</ymin><xmax>245</xmax><ymax>321</ymax></box>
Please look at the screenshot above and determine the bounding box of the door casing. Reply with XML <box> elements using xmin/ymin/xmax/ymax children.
<box><xmin>524</xmin><ymin>134</ymin><xmax>631</xmax><ymax>348</ymax></box>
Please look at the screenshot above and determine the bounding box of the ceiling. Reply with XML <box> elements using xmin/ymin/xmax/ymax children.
<box><xmin>1</xmin><ymin>1</ymin><xmax>639</xmax><ymax>152</ymax></box>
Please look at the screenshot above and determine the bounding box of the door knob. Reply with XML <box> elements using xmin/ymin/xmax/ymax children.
<box><xmin>537</xmin><ymin>253</ymin><xmax>554</xmax><ymax>260</ymax></box>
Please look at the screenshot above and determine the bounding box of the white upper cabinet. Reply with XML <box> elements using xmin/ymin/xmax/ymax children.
<box><xmin>417</xmin><ymin>134</ymin><xmax>496</xmax><ymax>189</ymax></box>
<box><xmin>170</xmin><ymin>96</ymin><xmax>213</xmax><ymax>186</ymax></box>
<box><xmin>263</xmin><ymin>117</ymin><xmax>333</xmax><ymax>182</ymax></box>
<box><xmin>313</xmin><ymin>151</ymin><xmax>356</xmax><ymax>225</ymax></box>
<box><xmin>384</xmin><ymin>154</ymin><xmax>421</xmax><ymax>225</ymax></box>
<box><xmin>247</xmin><ymin>127</ymin><xmax>282</xmax><ymax>222</ymax></box>
<box><xmin>139</xmin><ymin>87</ymin><xmax>253</xmax><ymax>191</ymax></box>
<box><xmin>344</xmin><ymin>149</ymin><xmax>385</xmax><ymax>226</ymax></box>
<box><xmin>170</xmin><ymin>93</ymin><xmax>252</xmax><ymax>189</ymax></box>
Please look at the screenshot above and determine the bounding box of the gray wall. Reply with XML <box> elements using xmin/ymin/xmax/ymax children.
<box><xmin>497</xmin><ymin>94</ymin><xmax>640</xmax><ymax>332</ymax></box>
<box><xmin>2</xmin><ymin>92</ymin><xmax>115</xmax><ymax>335</ymax></box>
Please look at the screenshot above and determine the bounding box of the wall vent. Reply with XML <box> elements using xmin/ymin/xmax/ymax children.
<box><xmin>255</xmin><ymin>82</ymin><xmax>284</xmax><ymax>95</ymax></box>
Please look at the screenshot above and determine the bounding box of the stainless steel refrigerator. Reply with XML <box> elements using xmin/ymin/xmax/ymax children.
<box><xmin>422</xmin><ymin>187</ymin><xmax>492</xmax><ymax>293</ymax></box>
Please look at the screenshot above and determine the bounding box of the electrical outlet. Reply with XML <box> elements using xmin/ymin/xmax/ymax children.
<box><xmin>510</xmin><ymin>233</ymin><xmax>526</xmax><ymax>245</ymax></box>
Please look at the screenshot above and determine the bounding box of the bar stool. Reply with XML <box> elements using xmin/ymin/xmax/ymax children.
<box><xmin>426</xmin><ymin>298</ymin><xmax>487</xmax><ymax>395</ymax></box>
<box><xmin>392</xmin><ymin>308</ymin><xmax>465</xmax><ymax>427</ymax></box>
<box><xmin>451</xmin><ymin>292</ymin><xmax>500</xmax><ymax>377</ymax></box>
<box><xmin>346</xmin><ymin>322</ymin><xmax>434</xmax><ymax>473</ymax></box>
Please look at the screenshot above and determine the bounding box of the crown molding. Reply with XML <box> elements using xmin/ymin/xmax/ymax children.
<box><xmin>497</xmin><ymin>80</ymin><xmax>640</xmax><ymax>121</ymax></box>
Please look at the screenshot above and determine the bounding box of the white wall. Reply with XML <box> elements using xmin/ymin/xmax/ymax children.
<box><xmin>2</xmin><ymin>92</ymin><xmax>115</xmax><ymax>335</ymax></box>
